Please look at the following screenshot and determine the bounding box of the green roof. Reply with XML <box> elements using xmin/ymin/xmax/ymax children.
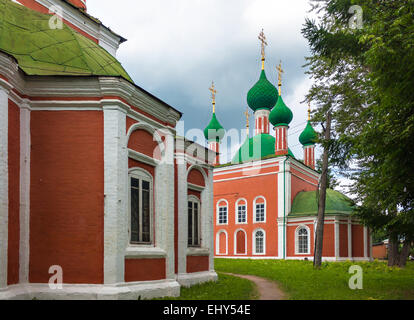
<box><xmin>299</xmin><ymin>120</ymin><xmax>318</xmax><ymax>146</ymax></box>
<box><xmin>231</xmin><ymin>133</ymin><xmax>295</xmax><ymax>164</ymax></box>
<box><xmin>204</xmin><ymin>113</ymin><xmax>225</xmax><ymax>142</ymax></box>
<box><xmin>0</xmin><ymin>0</ymin><xmax>132</xmax><ymax>81</ymax></box>
<box><xmin>247</xmin><ymin>70</ymin><xmax>278</xmax><ymax>112</ymax></box>
<box><xmin>269</xmin><ymin>94</ymin><xmax>293</xmax><ymax>127</ymax></box>
<box><xmin>290</xmin><ymin>189</ymin><xmax>355</xmax><ymax>217</ymax></box>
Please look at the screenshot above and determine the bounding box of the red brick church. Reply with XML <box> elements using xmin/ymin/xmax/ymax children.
<box><xmin>204</xmin><ymin>31</ymin><xmax>373</xmax><ymax>262</ymax></box>
<box><xmin>0</xmin><ymin>0</ymin><xmax>217</xmax><ymax>299</ymax></box>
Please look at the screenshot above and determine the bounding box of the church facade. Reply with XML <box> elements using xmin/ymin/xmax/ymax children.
<box><xmin>204</xmin><ymin>31</ymin><xmax>372</xmax><ymax>262</ymax></box>
<box><xmin>0</xmin><ymin>0</ymin><xmax>217</xmax><ymax>300</ymax></box>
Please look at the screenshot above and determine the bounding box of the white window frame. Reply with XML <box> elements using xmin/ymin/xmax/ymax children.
<box><xmin>128</xmin><ymin>168</ymin><xmax>154</xmax><ymax>246</ymax></box>
<box><xmin>253</xmin><ymin>228</ymin><xmax>266</xmax><ymax>255</ymax></box>
<box><xmin>216</xmin><ymin>230</ymin><xmax>228</xmax><ymax>255</ymax></box>
<box><xmin>295</xmin><ymin>225</ymin><xmax>311</xmax><ymax>255</ymax></box>
<box><xmin>235</xmin><ymin>198</ymin><xmax>248</xmax><ymax>225</ymax></box>
<box><xmin>234</xmin><ymin>229</ymin><xmax>247</xmax><ymax>255</ymax></box>
<box><xmin>188</xmin><ymin>195</ymin><xmax>201</xmax><ymax>248</ymax></box>
<box><xmin>216</xmin><ymin>199</ymin><xmax>228</xmax><ymax>225</ymax></box>
<box><xmin>253</xmin><ymin>196</ymin><xmax>266</xmax><ymax>223</ymax></box>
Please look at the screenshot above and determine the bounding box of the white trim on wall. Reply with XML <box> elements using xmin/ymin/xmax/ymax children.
<box><xmin>295</xmin><ymin>225</ymin><xmax>311</xmax><ymax>255</ymax></box>
<box><xmin>216</xmin><ymin>199</ymin><xmax>229</xmax><ymax>226</ymax></box>
<box><xmin>252</xmin><ymin>228</ymin><xmax>266</xmax><ymax>255</ymax></box>
<box><xmin>216</xmin><ymin>230</ymin><xmax>228</xmax><ymax>255</ymax></box>
<box><xmin>0</xmin><ymin>85</ymin><xmax>9</xmax><ymax>288</ymax></box>
<box><xmin>253</xmin><ymin>196</ymin><xmax>266</xmax><ymax>224</ymax></box>
<box><xmin>234</xmin><ymin>228</ymin><xmax>247</xmax><ymax>255</ymax></box>
<box><xmin>235</xmin><ymin>198</ymin><xmax>248</xmax><ymax>225</ymax></box>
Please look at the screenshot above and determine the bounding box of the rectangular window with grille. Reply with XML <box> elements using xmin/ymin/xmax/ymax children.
<box><xmin>188</xmin><ymin>200</ymin><xmax>200</xmax><ymax>247</ymax></box>
<box><xmin>130</xmin><ymin>173</ymin><xmax>152</xmax><ymax>244</ymax></box>
<box><xmin>255</xmin><ymin>203</ymin><xmax>265</xmax><ymax>222</ymax></box>
<box><xmin>237</xmin><ymin>205</ymin><xmax>246</xmax><ymax>223</ymax></box>
<box><xmin>218</xmin><ymin>206</ymin><xmax>228</xmax><ymax>224</ymax></box>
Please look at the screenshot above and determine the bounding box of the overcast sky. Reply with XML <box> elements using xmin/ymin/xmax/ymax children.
<box><xmin>88</xmin><ymin>0</ymin><xmax>324</xmax><ymax>163</ymax></box>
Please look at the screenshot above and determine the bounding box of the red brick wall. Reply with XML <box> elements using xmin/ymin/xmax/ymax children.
<box><xmin>339</xmin><ymin>224</ymin><xmax>348</xmax><ymax>258</ymax></box>
<box><xmin>322</xmin><ymin>223</ymin><xmax>335</xmax><ymax>257</ymax></box>
<box><xmin>186</xmin><ymin>255</ymin><xmax>209</xmax><ymax>273</ymax></box>
<box><xmin>8</xmin><ymin>100</ymin><xmax>20</xmax><ymax>285</ymax></box>
<box><xmin>29</xmin><ymin>111</ymin><xmax>104</xmax><ymax>284</ymax></box>
<box><xmin>128</xmin><ymin>129</ymin><xmax>161</xmax><ymax>160</ymax></box>
<box><xmin>124</xmin><ymin>258</ymin><xmax>166</xmax><ymax>282</ymax></box>
<box><xmin>188</xmin><ymin>168</ymin><xmax>205</xmax><ymax>187</ymax></box>
<box><xmin>373</xmin><ymin>244</ymin><xmax>387</xmax><ymax>259</ymax></box>
<box><xmin>352</xmin><ymin>225</ymin><xmax>364</xmax><ymax>257</ymax></box>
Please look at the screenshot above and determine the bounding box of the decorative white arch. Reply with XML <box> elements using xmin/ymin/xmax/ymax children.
<box><xmin>235</xmin><ymin>198</ymin><xmax>248</xmax><ymax>225</ymax></box>
<box><xmin>186</xmin><ymin>164</ymin><xmax>208</xmax><ymax>187</ymax></box>
<box><xmin>126</xmin><ymin>122</ymin><xmax>166</xmax><ymax>159</ymax></box>
<box><xmin>253</xmin><ymin>196</ymin><xmax>267</xmax><ymax>223</ymax></box>
<box><xmin>234</xmin><ymin>228</ymin><xmax>247</xmax><ymax>255</ymax></box>
<box><xmin>252</xmin><ymin>228</ymin><xmax>266</xmax><ymax>255</ymax></box>
<box><xmin>216</xmin><ymin>230</ymin><xmax>228</xmax><ymax>255</ymax></box>
<box><xmin>216</xmin><ymin>199</ymin><xmax>229</xmax><ymax>225</ymax></box>
<box><xmin>295</xmin><ymin>225</ymin><xmax>311</xmax><ymax>255</ymax></box>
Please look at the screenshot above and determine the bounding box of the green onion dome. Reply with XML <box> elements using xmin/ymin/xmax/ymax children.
<box><xmin>299</xmin><ymin>121</ymin><xmax>318</xmax><ymax>146</ymax></box>
<box><xmin>231</xmin><ymin>133</ymin><xmax>295</xmax><ymax>164</ymax></box>
<box><xmin>269</xmin><ymin>94</ymin><xmax>293</xmax><ymax>127</ymax></box>
<box><xmin>204</xmin><ymin>113</ymin><xmax>225</xmax><ymax>142</ymax></box>
<box><xmin>247</xmin><ymin>70</ymin><xmax>278</xmax><ymax>112</ymax></box>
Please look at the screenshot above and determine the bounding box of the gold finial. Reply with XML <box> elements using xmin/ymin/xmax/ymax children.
<box><xmin>258</xmin><ymin>29</ymin><xmax>267</xmax><ymax>70</ymax></box>
<box><xmin>308</xmin><ymin>101</ymin><xmax>311</xmax><ymax>121</ymax></box>
<box><xmin>244</xmin><ymin>108</ymin><xmax>250</xmax><ymax>137</ymax></box>
<box><xmin>276</xmin><ymin>60</ymin><xmax>284</xmax><ymax>95</ymax></box>
<box><xmin>209</xmin><ymin>81</ymin><xmax>217</xmax><ymax>113</ymax></box>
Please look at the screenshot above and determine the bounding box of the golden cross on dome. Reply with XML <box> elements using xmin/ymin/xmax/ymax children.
<box><xmin>276</xmin><ymin>60</ymin><xmax>284</xmax><ymax>95</ymax></box>
<box><xmin>258</xmin><ymin>29</ymin><xmax>267</xmax><ymax>69</ymax></box>
<box><xmin>209</xmin><ymin>81</ymin><xmax>217</xmax><ymax>113</ymax></box>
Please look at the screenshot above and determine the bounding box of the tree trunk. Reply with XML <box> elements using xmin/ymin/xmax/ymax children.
<box><xmin>314</xmin><ymin>111</ymin><xmax>331</xmax><ymax>269</ymax></box>
<box><xmin>388</xmin><ymin>235</ymin><xmax>399</xmax><ymax>267</ymax></box>
<box><xmin>398</xmin><ymin>240</ymin><xmax>411</xmax><ymax>268</ymax></box>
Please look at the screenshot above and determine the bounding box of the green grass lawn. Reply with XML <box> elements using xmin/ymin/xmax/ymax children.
<box><xmin>154</xmin><ymin>273</ymin><xmax>258</xmax><ymax>300</ymax></box>
<box><xmin>215</xmin><ymin>259</ymin><xmax>414</xmax><ymax>300</ymax></box>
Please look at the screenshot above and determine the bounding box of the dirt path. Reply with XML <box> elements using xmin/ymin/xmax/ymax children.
<box><xmin>223</xmin><ymin>273</ymin><xmax>287</xmax><ymax>300</ymax></box>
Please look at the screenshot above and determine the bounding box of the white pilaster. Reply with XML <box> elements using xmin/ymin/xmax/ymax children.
<box><xmin>348</xmin><ymin>219</ymin><xmax>352</xmax><ymax>259</ymax></box>
<box><xmin>201</xmin><ymin>167</ymin><xmax>214</xmax><ymax>271</ymax></box>
<box><xmin>334</xmin><ymin>219</ymin><xmax>340</xmax><ymax>260</ymax></box>
<box><xmin>155</xmin><ymin>130</ymin><xmax>175</xmax><ymax>280</ymax></box>
<box><xmin>363</xmin><ymin>226</ymin><xmax>368</xmax><ymax>258</ymax></box>
<box><xmin>277</xmin><ymin>158</ymin><xmax>289</xmax><ymax>259</ymax></box>
<box><xmin>0</xmin><ymin>85</ymin><xmax>9</xmax><ymax>288</ymax></box>
<box><xmin>19</xmin><ymin>101</ymin><xmax>30</xmax><ymax>284</ymax></box>
<box><xmin>176</xmin><ymin>155</ymin><xmax>188</xmax><ymax>275</ymax></box>
<box><xmin>103</xmin><ymin>106</ymin><xmax>127</xmax><ymax>284</ymax></box>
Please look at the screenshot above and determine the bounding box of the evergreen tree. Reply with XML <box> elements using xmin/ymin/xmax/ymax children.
<box><xmin>302</xmin><ymin>0</ymin><xmax>414</xmax><ymax>267</ymax></box>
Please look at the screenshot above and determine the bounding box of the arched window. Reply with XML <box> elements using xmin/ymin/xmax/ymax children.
<box><xmin>216</xmin><ymin>230</ymin><xmax>228</xmax><ymax>255</ymax></box>
<box><xmin>296</xmin><ymin>226</ymin><xmax>310</xmax><ymax>254</ymax></box>
<box><xmin>253</xmin><ymin>229</ymin><xmax>266</xmax><ymax>255</ymax></box>
<box><xmin>254</xmin><ymin>196</ymin><xmax>266</xmax><ymax>223</ymax></box>
<box><xmin>217</xmin><ymin>200</ymin><xmax>228</xmax><ymax>225</ymax></box>
<box><xmin>188</xmin><ymin>196</ymin><xmax>201</xmax><ymax>247</ymax></box>
<box><xmin>129</xmin><ymin>168</ymin><xmax>153</xmax><ymax>244</ymax></box>
<box><xmin>236</xmin><ymin>199</ymin><xmax>247</xmax><ymax>224</ymax></box>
